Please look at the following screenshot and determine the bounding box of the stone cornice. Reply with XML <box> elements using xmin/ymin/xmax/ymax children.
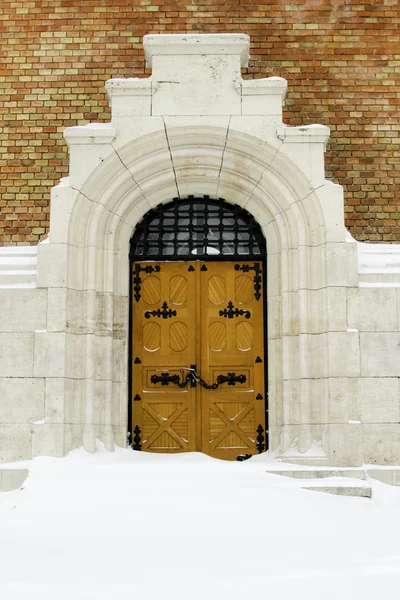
<box><xmin>144</xmin><ymin>33</ymin><xmax>250</xmax><ymax>68</ymax></box>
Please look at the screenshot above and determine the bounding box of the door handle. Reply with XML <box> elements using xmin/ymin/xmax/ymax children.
<box><xmin>150</xmin><ymin>366</ymin><xmax>247</xmax><ymax>390</ymax></box>
<box><xmin>149</xmin><ymin>373</ymin><xmax>181</xmax><ymax>386</ymax></box>
<box><xmin>215</xmin><ymin>373</ymin><xmax>247</xmax><ymax>386</ymax></box>
<box><xmin>150</xmin><ymin>365</ymin><xmax>197</xmax><ymax>388</ymax></box>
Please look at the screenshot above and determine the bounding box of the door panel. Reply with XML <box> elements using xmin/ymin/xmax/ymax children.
<box><xmin>132</xmin><ymin>260</ymin><xmax>266</xmax><ymax>459</ymax></box>
<box><xmin>132</xmin><ymin>263</ymin><xmax>197</xmax><ymax>452</ymax></box>
<box><xmin>200</xmin><ymin>262</ymin><xmax>265</xmax><ymax>460</ymax></box>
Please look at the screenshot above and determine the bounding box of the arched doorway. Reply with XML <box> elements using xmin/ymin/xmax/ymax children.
<box><xmin>129</xmin><ymin>196</ymin><xmax>268</xmax><ymax>460</ymax></box>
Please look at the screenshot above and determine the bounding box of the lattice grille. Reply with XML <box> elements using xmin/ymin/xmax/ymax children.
<box><xmin>130</xmin><ymin>196</ymin><xmax>266</xmax><ymax>261</ymax></box>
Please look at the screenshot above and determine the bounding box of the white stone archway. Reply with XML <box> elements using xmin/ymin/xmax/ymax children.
<box><xmin>36</xmin><ymin>85</ymin><xmax>359</xmax><ymax>464</ymax></box>
<box><xmin>10</xmin><ymin>33</ymin><xmax>399</xmax><ymax>466</ymax></box>
<box><xmin>3</xmin><ymin>34</ymin><xmax>400</xmax><ymax>465</ymax></box>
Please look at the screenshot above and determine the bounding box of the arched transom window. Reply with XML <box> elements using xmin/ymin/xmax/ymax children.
<box><xmin>130</xmin><ymin>196</ymin><xmax>266</xmax><ymax>261</ymax></box>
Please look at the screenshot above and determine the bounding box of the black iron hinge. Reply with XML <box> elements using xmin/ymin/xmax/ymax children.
<box><xmin>234</xmin><ymin>263</ymin><xmax>262</xmax><ymax>301</ymax></box>
<box><xmin>256</xmin><ymin>424</ymin><xmax>265</xmax><ymax>454</ymax></box>
<box><xmin>133</xmin><ymin>264</ymin><xmax>161</xmax><ymax>302</ymax></box>
<box><xmin>132</xmin><ymin>425</ymin><xmax>142</xmax><ymax>451</ymax></box>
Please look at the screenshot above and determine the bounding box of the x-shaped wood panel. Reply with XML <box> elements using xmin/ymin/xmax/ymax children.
<box><xmin>208</xmin><ymin>402</ymin><xmax>254</xmax><ymax>450</ymax></box>
<box><xmin>143</xmin><ymin>402</ymin><xmax>188</xmax><ymax>449</ymax></box>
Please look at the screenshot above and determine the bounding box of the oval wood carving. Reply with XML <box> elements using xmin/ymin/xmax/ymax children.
<box><xmin>208</xmin><ymin>275</ymin><xmax>226</xmax><ymax>305</ymax></box>
<box><xmin>143</xmin><ymin>322</ymin><xmax>161</xmax><ymax>352</ymax></box>
<box><xmin>209</xmin><ymin>321</ymin><xmax>227</xmax><ymax>352</ymax></box>
<box><xmin>142</xmin><ymin>276</ymin><xmax>161</xmax><ymax>305</ymax></box>
<box><xmin>236</xmin><ymin>321</ymin><xmax>253</xmax><ymax>351</ymax></box>
<box><xmin>169</xmin><ymin>276</ymin><xmax>187</xmax><ymax>305</ymax></box>
<box><xmin>169</xmin><ymin>321</ymin><xmax>188</xmax><ymax>352</ymax></box>
<box><xmin>235</xmin><ymin>275</ymin><xmax>253</xmax><ymax>304</ymax></box>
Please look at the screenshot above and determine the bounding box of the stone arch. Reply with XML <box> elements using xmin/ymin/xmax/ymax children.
<box><xmin>44</xmin><ymin>124</ymin><xmax>335</xmax><ymax>455</ymax></box>
<box><xmin>65</xmin><ymin>126</ymin><xmax>328</xmax><ymax>284</ymax></box>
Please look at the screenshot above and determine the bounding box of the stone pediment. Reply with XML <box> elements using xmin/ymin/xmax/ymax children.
<box><xmin>105</xmin><ymin>33</ymin><xmax>287</xmax><ymax>118</ymax></box>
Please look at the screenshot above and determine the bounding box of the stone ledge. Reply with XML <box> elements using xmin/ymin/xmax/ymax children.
<box><xmin>0</xmin><ymin>246</ymin><xmax>37</xmax><ymax>287</ymax></box>
<box><xmin>304</xmin><ymin>486</ymin><xmax>372</xmax><ymax>498</ymax></box>
<box><xmin>277</xmin><ymin>124</ymin><xmax>330</xmax><ymax>144</ymax></box>
<box><xmin>241</xmin><ymin>76</ymin><xmax>287</xmax><ymax>98</ymax></box>
<box><xmin>144</xmin><ymin>33</ymin><xmax>250</xmax><ymax>67</ymax></box>
<box><xmin>105</xmin><ymin>77</ymin><xmax>151</xmax><ymax>100</ymax></box>
<box><xmin>64</xmin><ymin>123</ymin><xmax>116</xmax><ymax>145</ymax></box>
<box><xmin>357</xmin><ymin>242</ymin><xmax>400</xmax><ymax>285</ymax></box>
<box><xmin>266</xmin><ymin>469</ymin><xmax>367</xmax><ymax>480</ymax></box>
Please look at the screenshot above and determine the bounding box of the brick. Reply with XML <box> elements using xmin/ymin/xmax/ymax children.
<box><xmin>1</xmin><ymin>2</ymin><xmax>400</xmax><ymax>243</ymax></box>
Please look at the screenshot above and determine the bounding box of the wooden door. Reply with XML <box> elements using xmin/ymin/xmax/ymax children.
<box><xmin>132</xmin><ymin>260</ymin><xmax>266</xmax><ymax>459</ymax></box>
<box><xmin>199</xmin><ymin>262</ymin><xmax>266</xmax><ymax>460</ymax></box>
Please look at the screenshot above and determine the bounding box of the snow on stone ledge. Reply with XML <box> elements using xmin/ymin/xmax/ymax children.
<box><xmin>358</xmin><ymin>242</ymin><xmax>400</xmax><ymax>274</ymax></box>
<box><xmin>357</xmin><ymin>241</ymin><xmax>400</xmax><ymax>286</ymax></box>
<box><xmin>0</xmin><ymin>246</ymin><xmax>37</xmax><ymax>288</ymax></box>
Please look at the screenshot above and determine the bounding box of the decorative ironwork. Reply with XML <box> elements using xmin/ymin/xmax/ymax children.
<box><xmin>150</xmin><ymin>372</ymin><xmax>181</xmax><ymax>386</ymax></box>
<box><xmin>134</xmin><ymin>394</ymin><xmax>141</xmax><ymax>402</ymax></box>
<box><xmin>132</xmin><ymin>425</ymin><xmax>142</xmax><ymax>451</ymax></box>
<box><xmin>149</xmin><ymin>367</ymin><xmax>246</xmax><ymax>390</ymax></box>
<box><xmin>130</xmin><ymin>196</ymin><xmax>266</xmax><ymax>262</ymax></box>
<box><xmin>255</xmin><ymin>356</ymin><xmax>263</xmax><ymax>363</ymax></box>
<box><xmin>256</xmin><ymin>424</ymin><xmax>265</xmax><ymax>454</ymax></box>
<box><xmin>201</xmin><ymin>264</ymin><xmax>208</xmax><ymax>271</ymax></box>
<box><xmin>145</xmin><ymin>301</ymin><xmax>177</xmax><ymax>320</ymax></box>
<box><xmin>256</xmin><ymin>393</ymin><xmax>263</xmax><ymax>401</ymax></box>
<box><xmin>219</xmin><ymin>301</ymin><xmax>251</xmax><ymax>319</ymax></box>
<box><xmin>133</xmin><ymin>264</ymin><xmax>160</xmax><ymax>302</ymax></box>
<box><xmin>189</xmin><ymin>364</ymin><xmax>197</xmax><ymax>387</ymax></box>
<box><xmin>237</xmin><ymin>454</ymin><xmax>252</xmax><ymax>462</ymax></box>
<box><xmin>188</xmin><ymin>265</ymin><xmax>195</xmax><ymax>272</ymax></box>
<box><xmin>216</xmin><ymin>373</ymin><xmax>247</xmax><ymax>386</ymax></box>
<box><xmin>234</xmin><ymin>262</ymin><xmax>262</xmax><ymax>301</ymax></box>
<box><xmin>134</xmin><ymin>357</ymin><xmax>141</xmax><ymax>364</ymax></box>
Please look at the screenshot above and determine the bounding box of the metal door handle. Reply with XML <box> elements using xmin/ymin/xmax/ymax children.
<box><xmin>150</xmin><ymin>373</ymin><xmax>181</xmax><ymax>386</ymax></box>
<box><xmin>150</xmin><ymin>366</ymin><xmax>247</xmax><ymax>389</ymax></box>
<box><xmin>215</xmin><ymin>373</ymin><xmax>247</xmax><ymax>386</ymax></box>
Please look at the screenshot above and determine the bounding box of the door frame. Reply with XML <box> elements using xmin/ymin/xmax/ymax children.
<box><xmin>128</xmin><ymin>255</ymin><xmax>268</xmax><ymax>453</ymax></box>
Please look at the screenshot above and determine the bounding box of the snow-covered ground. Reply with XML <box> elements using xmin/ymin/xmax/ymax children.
<box><xmin>1</xmin><ymin>445</ymin><xmax>400</xmax><ymax>600</ymax></box>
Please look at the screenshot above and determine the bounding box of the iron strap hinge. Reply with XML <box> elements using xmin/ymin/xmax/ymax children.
<box><xmin>133</xmin><ymin>264</ymin><xmax>160</xmax><ymax>302</ymax></box>
<box><xmin>234</xmin><ymin>263</ymin><xmax>262</xmax><ymax>301</ymax></box>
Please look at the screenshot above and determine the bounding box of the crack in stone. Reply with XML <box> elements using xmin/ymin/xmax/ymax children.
<box><xmin>162</xmin><ymin>118</ymin><xmax>180</xmax><ymax>199</ymax></box>
<box><xmin>216</xmin><ymin>116</ymin><xmax>231</xmax><ymax>197</ymax></box>
<box><xmin>69</xmin><ymin>184</ymin><xmax>124</xmax><ymax>224</ymax></box>
<box><xmin>69</xmin><ymin>179</ymin><xmax>147</xmax><ymax>234</ymax></box>
<box><xmin>299</xmin><ymin>183</ymin><xmax>326</xmax><ymax>204</ymax></box>
<box><xmin>244</xmin><ymin>139</ymin><xmax>284</xmax><ymax>207</ymax></box>
<box><xmin>257</xmin><ymin>181</ymin><xmax>329</xmax><ymax>252</ymax></box>
<box><xmin>111</xmin><ymin>144</ymin><xmax>149</xmax><ymax>203</ymax></box>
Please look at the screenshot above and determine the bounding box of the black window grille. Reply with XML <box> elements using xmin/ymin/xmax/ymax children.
<box><xmin>130</xmin><ymin>196</ymin><xmax>266</xmax><ymax>261</ymax></box>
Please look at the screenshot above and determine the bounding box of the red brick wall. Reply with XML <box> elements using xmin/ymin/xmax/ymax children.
<box><xmin>1</xmin><ymin>0</ymin><xmax>400</xmax><ymax>245</ymax></box>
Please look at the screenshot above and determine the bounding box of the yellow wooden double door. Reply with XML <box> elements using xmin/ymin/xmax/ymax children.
<box><xmin>132</xmin><ymin>261</ymin><xmax>266</xmax><ymax>460</ymax></box>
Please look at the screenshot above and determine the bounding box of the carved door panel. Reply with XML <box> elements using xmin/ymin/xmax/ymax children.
<box><xmin>132</xmin><ymin>261</ymin><xmax>266</xmax><ymax>459</ymax></box>
<box><xmin>200</xmin><ymin>262</ymin><xmax>265</xmax><ymax>460</ymax></box>
<box><xmin>132</xmin><ymin>262</ymin><xmax>197</xmax><ymax>453</ymax></box>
